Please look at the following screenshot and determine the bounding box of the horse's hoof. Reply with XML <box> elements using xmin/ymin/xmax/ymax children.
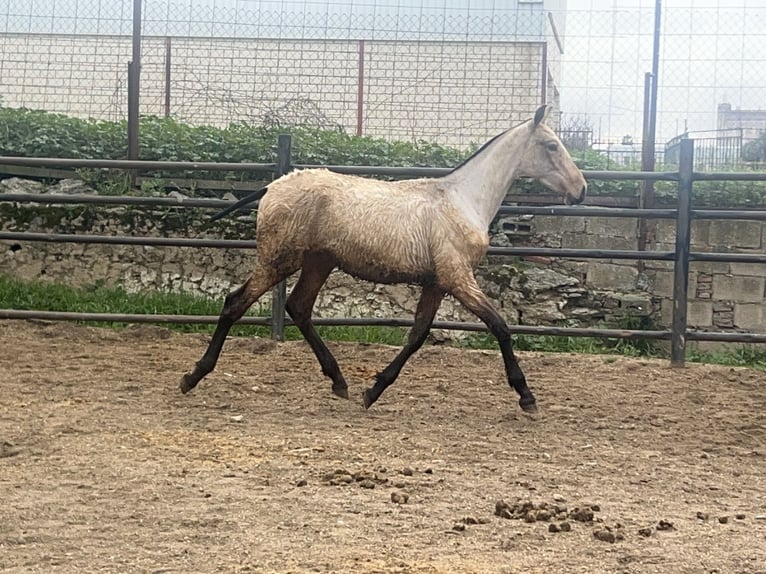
<box><xmin>180</xmin><ymin>374</ymin><xmax>198</xmax><ymax>394</ymax></box>
<box><xmin>519</xmin><ymin>398</ymin><xmax>537</xmax><ymax>413</ymax></box>
<box><xmin>362</xmin><ymin>388</ymin><xmax>375</xmax><ymax>410</ymax></box>
<box><xmin>332</xmin><ymin>384</ymin><xmax>350</xmax><ymax>400</ymax></box>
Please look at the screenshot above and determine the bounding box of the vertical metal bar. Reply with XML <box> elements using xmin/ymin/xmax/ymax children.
<box><xmin>127</xmin><ymin>0</ymin><xmax>142</xmax><ymax>161</ymax></box>
<box><xmin>356</xmin><ymin>40</ymin><xmax>365</xmax><ymax>137</ymax></box>
<box><xmin>640</xmin><ymin>0</ymin><xmax>662</xmax><ymax>191</ymax></box>
<box><xmin>132</xmin><ymin>0</ymin><xmax>142</xmax><ymax>65</ymax></box>
<box><xmin>649</xmin><ymin>0</ymin><xmax>662</xmax><ymax>162</ymax></box>
<box><xmin>670</xmin><ymin>138</ymin><xmax>694</xmax><ymax>367</ymax></box>
<box><xmin>638</xmin><ymin>1</ymin><xmax>661</xmax><ymax>270</ymax></box>
<box><xmin>270</xmin><ymin>134</ymin><xmax>292</xmax><ymax>341</ymax></box>
<box><xmin>164</xmin><ymin>36</ymin><xmax>172</xmax><ymax>118</ymax></box>
<box><xmin>127</xmin><ymin>61</ymin><xmax>139</xmax><ymax>160</ymax></box>
<box><xmin>540</xmin><ymin>42</ymin><xmax>548</xmax><ymax>105</ymax></box>
<box><xmin>638</xmin><ymin>72</ymin><xmax>654</xmax><ymax>272</ymax></box>
<box><xmin>640</xmin><ymin>72</ymin><xmax>653</xmax><ymax>170</ymax></box>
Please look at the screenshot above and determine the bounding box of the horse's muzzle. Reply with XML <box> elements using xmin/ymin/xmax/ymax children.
<box><xmin>566</xmin><ymin>185</ymin><xmax>587</xmax><ymax>205</ymax></box>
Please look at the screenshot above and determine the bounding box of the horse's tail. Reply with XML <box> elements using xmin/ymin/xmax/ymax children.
<box><xmin>210</xmin><ymin>185</ymin><xmax>269</xmax><ymax>222</ymax></box>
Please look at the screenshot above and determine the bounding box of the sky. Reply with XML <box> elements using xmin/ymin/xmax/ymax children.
<box><xmin>560</xmin><ymin>0</ymin><xmax>766</xmax><ymax>143</ymax></box>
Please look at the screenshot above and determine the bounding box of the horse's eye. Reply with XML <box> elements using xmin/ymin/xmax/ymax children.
<box><xmin>546</xmin><ymin>142</ymin><xmax>558</xmax><ymax>152</ymax></box>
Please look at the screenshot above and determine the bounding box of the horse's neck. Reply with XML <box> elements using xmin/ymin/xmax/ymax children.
<box><xmin>444</xmin><ymin>125</ymin><xmax>528</xmax><ymax>231</ymax></box>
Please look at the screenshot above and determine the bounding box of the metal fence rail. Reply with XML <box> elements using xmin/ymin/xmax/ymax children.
<box><xmin>2</xmin><ymin>138</ymin><xmax>766</xmax><ymax>366</ymax></box>
<box><xmin>4</xmin><ymin>232</ymin><xmax>765</xmax><ymax>264</ymax></box>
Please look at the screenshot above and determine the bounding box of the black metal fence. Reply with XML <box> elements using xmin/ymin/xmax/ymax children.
<box><xmin>665</xmin><ymin>130</ymin><xmax>746</xmax><ymax>170</ymax></box>
<box><xmin>2</xmin><ymin>138</ymin><xmax>766</xmax><ymax>367</ymax></box>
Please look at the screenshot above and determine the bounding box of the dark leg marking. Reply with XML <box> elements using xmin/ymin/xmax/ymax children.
<box><xmin>363</xmin><ymin>284</ymin><xmax>444</xmax><ymax>409</ymax></box>
<box><xmin>286</xmin><ymin>257</ymin><xmax>349</xmax><ymax>399</ymax></box>
<box><xmin>180</xmin><ymin>269</ymin><xmax>284</xmax><ymax>394</ymax></box>
<box><xmin>450</xmin><ymin>277</ymin><xmax>536</xmax><ymax>412</ymax></box>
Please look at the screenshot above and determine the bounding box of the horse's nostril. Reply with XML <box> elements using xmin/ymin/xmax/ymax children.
<box><xmin>576</xmin><ymin>185</ymin><xmax>587</xmax><ymax>204</ymax></box>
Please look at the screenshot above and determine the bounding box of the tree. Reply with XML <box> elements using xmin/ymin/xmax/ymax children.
<box><xmin>557</xmin><ymin>114</ymin><xmax>593</xmax><ymax>151</ymax></box>
<box><xmin>742</xmin><ymin>132</ymin><xmax>766</xmax><ymax>162</ymax></box>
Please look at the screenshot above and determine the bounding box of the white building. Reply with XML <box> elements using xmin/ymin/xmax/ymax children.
<box><xmin>0</xmin><ymin>0</ymin><xmax>568</xmax><ymax>146</ymax></box>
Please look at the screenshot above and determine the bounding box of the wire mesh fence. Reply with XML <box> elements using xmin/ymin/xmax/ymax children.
<box><xmin>1</xmin><ymin>1</ymin><xmax>766</xmax><ymax>165</ymax></box>
<box><xmin>560</xmin><ymin>1</ymin><xmax>766</xmax><ymax>169</ymax></box>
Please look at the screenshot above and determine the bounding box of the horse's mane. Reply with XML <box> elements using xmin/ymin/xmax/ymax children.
<box><xmin>448</xmin><ymin>129</ymin><xmax>510</xmax><ymax>174</ymax></box>
<box><xmin>447</xmin><ymin>114</ymin><xmax>536</xmax><ymax>175</ymax></box>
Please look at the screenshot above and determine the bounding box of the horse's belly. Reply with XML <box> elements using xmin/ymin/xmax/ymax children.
<box><xmin>328</xmin><ymin>240</ymin><xmax>435</xmax><ymax>285</ymax></box>
<box><xmin>338</xmin><ymin>262</ymin><xmax>436</xmax><ymax>285</ymax></box>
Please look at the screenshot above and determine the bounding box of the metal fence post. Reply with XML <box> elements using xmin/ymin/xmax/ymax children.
<box><xmin>127</xmin><ymin>0</ymin><xmax>142</xmax><ymax>162</ymax></box>
<box><xmin>164</xmin><ymin>36</ymin><xmax>172</xmax><ymax>117</ymax></box>
<box><xmin>670</xmin><ymin>138</ymin><xmax>694</xmax><ymax>366</ymax></box>
<box><xmin>270</xmin><ymin>134</ymin><xmax>292</xmax><ymax>341</ymax></box>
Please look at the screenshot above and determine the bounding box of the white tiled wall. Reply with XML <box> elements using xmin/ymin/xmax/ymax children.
<box><xmin>0</xmin><ymin>33</ymin><xmax>545</xmax><ymax>147</ymax></box>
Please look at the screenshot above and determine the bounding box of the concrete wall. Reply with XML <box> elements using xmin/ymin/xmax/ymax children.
<box><xmin>0</xmin><ymin>33</ymin><xmax>545</xmax><ymax>147</ymax></box>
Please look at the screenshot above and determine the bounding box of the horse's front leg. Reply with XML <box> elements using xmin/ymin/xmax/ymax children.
<box><xmin>363</xmin><ymin>284</ymin><xmax>444</xmax><ymax>409</ymax></box>
<box><xmin>448</xmin><ymin>274</ymin><xmax>536</xmax><ymax>412</ymax></box>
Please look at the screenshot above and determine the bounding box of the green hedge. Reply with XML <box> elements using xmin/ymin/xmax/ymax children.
<box><xmin>3</xmin><ymin>106</ymin><xmax>765</xmax><ymax>206</ymax></box>
<box><xmin>0</xmin><ymin>107</ymin><xmax>466</xmax><ymax>177</ymax></box>
<box><xmin>0</xmin><ymin>106</ymin><xmax>638</xmax><ymax>199</ymax></box>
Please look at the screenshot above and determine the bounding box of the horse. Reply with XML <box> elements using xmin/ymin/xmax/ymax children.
<box><xmin>180</xmin><ymin>104</ymin><xmax>587</xmax><ymax>412</ymax></box>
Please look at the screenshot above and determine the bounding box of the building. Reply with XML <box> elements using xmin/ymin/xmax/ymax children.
<box><xmin>717</xmin><ymin>102</ymin><xmax>766</xmax><ymax>143</ymax></box>
<box><xmin>0</xmin><ymin>0</ymin><xmax>568</xmax><ymax>147</ymax></box>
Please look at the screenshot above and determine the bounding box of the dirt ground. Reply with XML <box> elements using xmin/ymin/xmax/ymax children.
<box><xmin>1</xmin><ymin>319</ymin><xmax>765</xmax><ymax>574</ymax></box>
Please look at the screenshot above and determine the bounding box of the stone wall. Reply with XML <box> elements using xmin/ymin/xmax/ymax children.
<box><xmin>2</xmin><ymin>177</ymin><xmax>765</xmax><ymax>339</ymax></box>
<box><xmin>1</xmin><ymin>178</ymin><xmax>654</xmax><ymax>335</ymax></box>
<box><xmin>651</xmin><ymin>219</ymin><xmax>766</xmax><ymax>333</ymax></box>
<box><xmin>500</xmin><ymin>210</ymin><xmax>766</xmax><ymax>334</ymax></box>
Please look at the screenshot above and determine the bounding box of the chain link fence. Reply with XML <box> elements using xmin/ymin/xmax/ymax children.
<box><xmin>1</xmin><ymin>1</ymin><xmax>766</xmax><ymax>162</ymax></box>
<box><xmin>559</xmin><ymin>1</ymin><xmax>766</xmax><ymax>169</ymax></box>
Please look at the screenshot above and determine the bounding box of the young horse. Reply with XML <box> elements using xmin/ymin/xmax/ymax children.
<box><xmin>180</xmin><ymin>105</ymin><xmax>587</xmax><ymax>412</ymax></box>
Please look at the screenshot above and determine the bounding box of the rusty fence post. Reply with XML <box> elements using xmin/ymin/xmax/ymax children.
<box><xmin>164</xmin><ymin>36</ymin><xmax>171</xmax><ymax>117</ymax></box>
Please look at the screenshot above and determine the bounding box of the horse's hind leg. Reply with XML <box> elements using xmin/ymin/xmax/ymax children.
<box><xmin>180</xmin><ymin>265</ymin><xmax>291</xmax><ymax>394</ymax></box>
<box><xmin>285</xmin><ymin>255</ymin><xmax>349</xmax><ymax>399</ymax></box>
<box><xmin>363</xmin><ymin>284</ymin><xmax>444</xmax><ymax>409</ymax></box>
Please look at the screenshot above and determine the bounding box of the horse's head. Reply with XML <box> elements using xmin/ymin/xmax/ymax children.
<box><xmin>518</xmin><ymin>105</ymin><xmax>587</xmax><ymax>205</ymax></box>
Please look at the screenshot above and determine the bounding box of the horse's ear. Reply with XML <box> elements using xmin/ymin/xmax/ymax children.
<box><xmin>533</xmin><ymin>104</ymin><xmax>549</xmax><ymax>128</ymax></box>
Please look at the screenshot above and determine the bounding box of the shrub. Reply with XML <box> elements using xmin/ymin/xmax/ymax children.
<box><xmin>10</xmin><ymin>106</ymin><xmax>766</xmax><ymax>205</ymax></box>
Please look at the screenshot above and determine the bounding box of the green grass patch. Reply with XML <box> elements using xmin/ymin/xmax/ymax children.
<box><xmin>459</xmin><ymin>331</ymin><xmax>660</xmax><ymax>357</ymax></box>
<box><xmin>2</xmin><ymin>274</ymin><xmax>765</xmax><ymax>369</ymax></box>
<box><xmin>0</xmin><ymin>274</ymin><xmax>409</xmax><ymax>343</ymax></box>
<box><xmin>688</xmin><ymin>345</ymin><xmax>766</xmax><ymax>370</ymax></box>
